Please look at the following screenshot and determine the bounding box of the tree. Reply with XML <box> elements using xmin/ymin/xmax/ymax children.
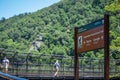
<box><xmin>105</xmin><ymin>0</ymin><xmax>120</xmax><ymax>13</ymax></box>
<box><xmin>0</xmin><ymin>17</ymin><xmax>6</xmax><ymax>22</ymax></box>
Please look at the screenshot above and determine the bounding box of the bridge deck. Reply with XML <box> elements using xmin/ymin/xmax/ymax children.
<box><xmin>25</xmin><ymin>76</ymin><xmax>104</xmax><ymax>80</ymax></box>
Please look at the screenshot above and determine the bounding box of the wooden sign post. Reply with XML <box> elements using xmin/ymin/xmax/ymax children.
<box><xmin>74</xmin><ymin>14</ymin><xmax>109</xmax><ymax>80</ymax></box>
<box><xmin>104</xmin><ymin>14</ymin><xmax>109</xmax><ymax>80</ymax></box>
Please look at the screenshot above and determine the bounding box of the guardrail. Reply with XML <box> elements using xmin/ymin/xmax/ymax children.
<box><xmin>0</xmin><ymin>71</ymin><xmax>28</xmax><ymax>80</ymax></box>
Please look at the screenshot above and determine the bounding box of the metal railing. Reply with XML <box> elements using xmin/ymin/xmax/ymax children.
<box><xmin>0</xmin><ymin>71</ymin><xmax>28</xmax><ymax>80</ymax></box>
<box><xmin>0</xmin><ymin>50</ymin><xmax>120</xmax><ymax>78</ymax></box>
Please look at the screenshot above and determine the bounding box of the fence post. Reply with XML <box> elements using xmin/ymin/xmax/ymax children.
<box><xmin>26</xmin><ymin>53</ymin><xmax>31</xmax><ymax>75</ymax></box>
<box><xmin>12</xmin><ymin>52</ymin><xmax>18</xmax><ymax>74</ymax></box>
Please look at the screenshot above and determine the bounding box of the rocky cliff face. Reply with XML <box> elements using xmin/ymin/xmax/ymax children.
<box><xmin>29</xmin><ymin>34</ymin><xmax>44</xmax><ymax>52</ymax></box>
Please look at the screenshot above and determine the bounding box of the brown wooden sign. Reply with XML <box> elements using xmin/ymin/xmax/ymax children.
<box><xmin>76</xmin><ymin>19</ymin><xmax>104</xmax><ymax>53</ymax></box>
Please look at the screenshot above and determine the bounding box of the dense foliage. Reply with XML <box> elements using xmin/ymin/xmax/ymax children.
<box><xmin>0</xmin><ymin>0</ymin><xmax>120</xmax><ymax>59</ymax></box>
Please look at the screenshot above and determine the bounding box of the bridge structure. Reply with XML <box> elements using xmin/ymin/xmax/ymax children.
<box><xmin>0</xmin><ymin>49</ymin><xmax>120</xmax><ymax>80</ymax></box>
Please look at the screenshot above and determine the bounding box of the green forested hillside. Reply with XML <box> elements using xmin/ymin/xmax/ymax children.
<box><xmin>0</xmin><ymin>0</ymin><xmax>120</xmax><ymax>59</ymax></box>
